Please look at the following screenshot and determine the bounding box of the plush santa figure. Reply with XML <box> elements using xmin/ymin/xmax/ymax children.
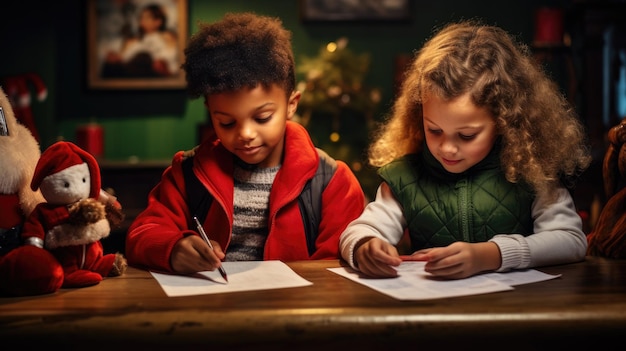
<box><xmin>21</xmin><ymin>141</ymin><xmax>127</xmax><ymax>288</ymax></box>
<box><xmin>0</xmin><ymin>87</ymin><xmax>63</xmax><ymax>297</ymax></box>
<box><xmin>0</xmin><ymin>86</ymin><xmax>44</xmax><ymax>242</ymax></box>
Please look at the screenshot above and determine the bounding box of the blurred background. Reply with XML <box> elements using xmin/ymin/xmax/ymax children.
<box><xmin>1</xmin><ymin>0</ymin><xmax>624</xmax><ymax>235</ymax></box>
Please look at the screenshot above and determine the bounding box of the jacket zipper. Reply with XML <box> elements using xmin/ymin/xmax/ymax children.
<box><xmin>457</xmin><ymin>178</ymin><xmax>471</xmax><ymax>242</ymax></box>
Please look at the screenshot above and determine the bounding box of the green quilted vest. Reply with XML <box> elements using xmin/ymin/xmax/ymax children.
<box><xmin>378</xmin><ymin>145</ymin><xmax>534</xmax><ymax>251</ymax></box>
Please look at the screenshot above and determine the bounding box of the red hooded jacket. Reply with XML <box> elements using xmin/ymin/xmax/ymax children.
<box><xmin>126</xmin><ymin>121</ymin><xmax>365</xmax><ymax>272</ymax></box>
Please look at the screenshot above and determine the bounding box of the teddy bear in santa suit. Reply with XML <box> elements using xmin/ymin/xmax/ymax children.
<box><xmin>21</xmin><ymin>141</ymin><xmax>127</xmax><ymax>288</ymax></box>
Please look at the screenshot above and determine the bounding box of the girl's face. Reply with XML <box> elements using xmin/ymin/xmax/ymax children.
<box><xmin>423</xmin><ymin>93</ymin><xmax>497</xmax><ymax>173</ymax></box>
<box><xmin>139</xmin><ymin>10</ymin><xmax>162</xmax><ymax>33</ymax></box>
<box><xmin>206</xmin><ymin>84</ymin><xmax>300</xmax><ymax>168</ymax></box>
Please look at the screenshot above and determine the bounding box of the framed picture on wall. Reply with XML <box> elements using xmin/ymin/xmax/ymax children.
<box><xmin>299</xmin><ymin>0</ymin><xmax>413</xmax><ymax>22</ymax></box>
<box><xmin>87</xmin><ymin>0</ymin><xmax>188</xmax><ymax>90</ymax></box>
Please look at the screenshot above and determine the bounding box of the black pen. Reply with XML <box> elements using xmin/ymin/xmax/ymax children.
<box><xmin>193</xmin><ymin>216</ymin><xmax>228</xmax><ymax>283</ymax></box>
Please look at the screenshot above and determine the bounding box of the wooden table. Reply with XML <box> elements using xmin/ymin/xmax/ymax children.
<box><xmin>1</xmin><ymin>257</ymin><xmax>624</xmax><ymax>350</ymax></box>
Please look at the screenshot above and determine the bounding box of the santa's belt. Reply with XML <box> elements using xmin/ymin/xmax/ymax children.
<box><xmin>0</xmin><ymin>225</ymin><xmax>22</xmax><ymax>255</ymax></box>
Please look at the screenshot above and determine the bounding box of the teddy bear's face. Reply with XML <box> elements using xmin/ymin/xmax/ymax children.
<box><xmin>39</xmin><ymin>163</ymin><xmax>91</xmax><ymax>205</ymax></box>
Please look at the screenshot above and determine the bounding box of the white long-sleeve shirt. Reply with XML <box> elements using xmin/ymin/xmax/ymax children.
<box><xmin>339</xmin><ymin>182</ymin><xmax>588</xmax><ymax>272</ymax></box>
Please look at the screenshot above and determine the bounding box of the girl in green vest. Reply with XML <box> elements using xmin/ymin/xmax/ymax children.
<box><xmin>339</xmin><ymin>20</ymin><xmax>592</xmax><ymax>279</ymax></box>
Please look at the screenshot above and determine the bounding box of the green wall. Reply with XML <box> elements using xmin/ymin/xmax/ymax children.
<box><xmin>1</xmin><ymin>0</ymin><xmax>560</xmax><ymax>197</ymax></box>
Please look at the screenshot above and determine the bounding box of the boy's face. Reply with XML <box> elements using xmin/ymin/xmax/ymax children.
<box><xmin>422</xmin><ymin>92</ymin><xmax>497</xmax><ymax>173</ymax></box>
<box><xmin>206</xmin><ymin>84</ymin><xmax>300</xmax><ymax>168</ymax></box>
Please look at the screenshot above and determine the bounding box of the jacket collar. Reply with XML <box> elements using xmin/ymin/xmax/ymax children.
<box><xmin>422</xmin><ymin>139</ymin><xmax>502</xmax><ymax>180</ymax></box>
<box><xmin>193</xmin><ymin>121</ymin><xmax>319</xmax><ymax>206</ymax></box>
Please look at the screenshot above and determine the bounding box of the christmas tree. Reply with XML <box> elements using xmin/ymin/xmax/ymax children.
<box><xmin>296</xmin><ymin>38</ymin><xmax>381</xmax><ymax>199</ymax></box>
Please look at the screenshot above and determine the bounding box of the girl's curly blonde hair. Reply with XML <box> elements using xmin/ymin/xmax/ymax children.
<box><xmin>369</xmin><ymin>20</ymin><xmax>591</xmax><ymax>200</ymax></box>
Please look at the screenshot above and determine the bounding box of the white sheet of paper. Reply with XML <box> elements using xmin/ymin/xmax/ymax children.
<box><xmin>151</xmin><ymin>260</ymin><xmax>312</xmax><ymax>297</ymax></box>
<box><xmin>328</xmin><ymin>261</ymin><xmax>561</xmax><ymax>301</ymax></box>
<box><xmin>482</xmin><ymin>269</ymin><xmax>562</xmax><ymax>286</ymax></box>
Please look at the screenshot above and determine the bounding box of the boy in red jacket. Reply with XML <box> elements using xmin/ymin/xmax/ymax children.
<box><xmin>126</xmin><ymin>12</ymin><xmax>365</xmax><ymax>274</ymax></box>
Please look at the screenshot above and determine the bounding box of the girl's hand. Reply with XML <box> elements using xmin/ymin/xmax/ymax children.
<box><xmin>354</xmin><ymin>237</ymin><xmax>402</xmax><ymax>278</ymax></box>
<box><xmin>170</xmin><ymin>235</ymin><xmax>226</xmax><ymax>274</ymax></box>
<box><xmin>414</xmin><ymin>241</ymin><xmax>501</xmax><ymax>279</ymax></box>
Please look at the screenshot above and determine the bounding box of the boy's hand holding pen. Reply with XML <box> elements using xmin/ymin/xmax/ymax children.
<box><xmin>193</xmin><ymin>216</ymin><xmax>229</xmax><ymax>283</ymax></box>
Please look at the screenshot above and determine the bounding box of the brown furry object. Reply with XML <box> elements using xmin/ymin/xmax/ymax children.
<box><xmin>105</xmin><ymin>201</ymin><xmax>126</xmax><ymax>229</ymax></box>
<box><xmin>67</xmin><ymin>198</ymin><xmax>107</xmax><ymax>226</ymax></box>
<box><xmin>587</xmin><ymin>119</ymin><xmax>626</xmax><ymax>258</ymax></box>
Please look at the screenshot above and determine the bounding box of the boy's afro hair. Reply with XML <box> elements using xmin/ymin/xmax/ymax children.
<box><xmin>182</xmin><ymin>12</ymin><xmax>296</xmax><ymax>98</ymax></box>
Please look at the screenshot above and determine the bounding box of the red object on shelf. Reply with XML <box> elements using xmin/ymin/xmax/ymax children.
<box><xmin>76</xmin><ymin>123</ymin><xmax>104</xmax><ymax>158</ymax></box>
<box><xmin>534</xmin><ymin>7</ymin><xmax>564</xmax><ymax>46</ymax></box>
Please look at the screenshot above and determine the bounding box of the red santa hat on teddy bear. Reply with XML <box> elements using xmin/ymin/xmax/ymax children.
<box><xmin>30</xmin><ymin>141</ymin><xmax>101</xmax><ymax>200</ymax></box>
